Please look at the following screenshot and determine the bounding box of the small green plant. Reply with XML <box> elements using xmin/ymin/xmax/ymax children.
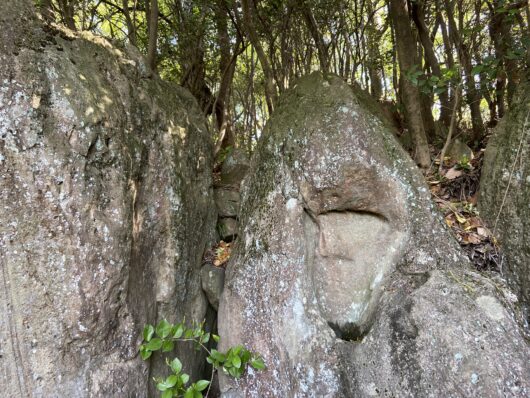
<box><xmin>139</xmin><ymin>319</ymin><xmax>265</xmax><ymax>398</ymax></box>
<box><xmin>455</xmin><ymin>155</ymin><xmax>472</xmax><ymax>171</ymax></box>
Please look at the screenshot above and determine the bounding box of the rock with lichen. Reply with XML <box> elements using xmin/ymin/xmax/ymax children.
<box><xmin>479</xmin><ymin>75</ymin><xmax>530</xmax><ymax>324</ymax></box>
<box><xmin>217</xmin><ymin>72</ymin><xmax>530</xmax><ymax>397</ymax></box>
<box><xmin>0</xmin><ymin>1</ymin><xmax>215</xmax><ymax>396</ymax></box>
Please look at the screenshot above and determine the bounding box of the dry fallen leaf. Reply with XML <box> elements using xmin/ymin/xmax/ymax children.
<box><xmin>213</xmin><ymin>241</ymin><xmax>232</xmax><ymax>267</ymax></box>
<box><xmin>454</xmin><ymin>212</ymin><xmax>467</xmax><ymax>224</ymax></box>
<box><xmin>476</xmin><ymin>226</ymin><xmax>491</xmax><ymax>237</ymax></box>
<box><xmin>462</xmin><ymin>233</ymin><xmax>481</xmax><ymax>245</ymax></box>
<box><xmin>445</xmin><ymin>167</ymin><xmax>463</xmax><ymax>180</ymax></box>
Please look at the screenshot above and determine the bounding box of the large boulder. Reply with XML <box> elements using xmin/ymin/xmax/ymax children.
<box><xmin>218</xmin><ymin>73</ymin><xmax>530</xmax><ymax>397</ymax></box>
<box><xmin>479</xmin><ymin>76</ymin><xmax>530</xmax><ymax>322</ymax></box>
<box><xmin>0</xmin><ymin>2</ymin><xmax>215</xmax><ymax>396</ymax></box>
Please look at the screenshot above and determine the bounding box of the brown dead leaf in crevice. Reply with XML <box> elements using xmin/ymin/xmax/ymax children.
<box><xmin>213</xmin><ymin>241</ymin><xmax>231</xmax><ymax>267</ymax></box>
<box><xmin>427</xmin><ymin>147</ymin><xmax>501</xmax><ymax>271</ymax></box>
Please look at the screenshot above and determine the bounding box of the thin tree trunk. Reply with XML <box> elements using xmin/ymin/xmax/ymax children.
<box><xmin>389</xmin><ymin>0</ymin><xmax>431</xmax><ymax>168</ymax></box>
<box><xmin>213</xmin><ymin>0</ymin><xmax>241</xmax><ymax>154</ymax></box>
<box><xmin>411</xmin><ymin>0</ymin><xmax>451</xmax><ymax>127</ymax></box>
<box><xmin>444</xmin><ymin>0</ymin><xmax>484</xmax><ymax>143</ymax></box>
<box><xmin>439</xmin><ymin>86</ymin><xmax>461</xmax><ymax>174</ymax></box>
<box><xmin>58</xmin><ymin>0</ymin><xmax>76</xmax><ymax>30</ymax></box>
<box><xmin>146</xmin><ymin>0</ymin><xmax>158</xmax><ymax>71</ymax></box>
<box><xmin>488</xmin><ymin>0</ymin><xmax>519</xmax><ymax>113</ymax></box>
<box><xmin>366</xmin><ymin>0</ymin><xmax>383</xmax><ymax>100</ymax></box>
<box><xmin>300</xmin><ymin>1</ymin><xmax>328</xmax><ymax>73</ymax></box>
<box><xmin>241</xmin><ymin>0</ymin><xmax>277</xmax><ymax>113</ymax></box>
<box><xmin>122</xmin><ymin>0</ymin><xmax>137</xmax><ymax>46</ymax></box>
<box><xmin>40</xmin><ymin>0</ymin><xmax>55</xmax><ymax>23</ymax></box>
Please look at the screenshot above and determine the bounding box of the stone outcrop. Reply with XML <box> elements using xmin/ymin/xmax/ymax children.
<box><xmin>220</xmin><ymin>148</ymin><xmax>250</xmax><ymax>186</ymax></box>
<box><xmin>479</xmin><ymin>76</ymin><xmax>530</xmax><ymax>323</ymax></box>
<box><xmin>0</xmin><ymin>1</ymin><xmax>215</xmax><ymax>396</ymax></box>
<box><xmin>218</xmin><ymin>73</ymin><xmax>530</xmax><ymax>397</ymax></box>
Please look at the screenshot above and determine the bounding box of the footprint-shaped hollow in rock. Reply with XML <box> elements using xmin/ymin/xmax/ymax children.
<box><xmin>307</xmin><ymin>210</ymin><xmax>407</xmax><ymax>340</ymax></box>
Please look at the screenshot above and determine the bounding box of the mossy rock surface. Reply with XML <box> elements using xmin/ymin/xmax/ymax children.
<box><xmin>479</xmin><ymin>75</ymin><xmax>530</xmax><ymax>321</ymax></box>
<box><xmin>0</xmin><ymin>1</ymin><xmax>216</xmax><ymax>396</ymax></box>
<box><xmin>218</xmin><ymin>72</ymin><xmax>530</xmax><ymax>397</ymax></box>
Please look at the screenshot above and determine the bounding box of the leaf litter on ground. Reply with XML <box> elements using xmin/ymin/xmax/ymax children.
<box><xmin>428</xmin><ymin>145</ymin><xmax>502</xmax><ymax>271</ymax></box>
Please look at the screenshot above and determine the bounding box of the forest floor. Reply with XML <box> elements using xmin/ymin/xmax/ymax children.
<box><xmin>427</xmin><ymin>137</ymin><xmax>502</xmax><ymax>272</ymax></box>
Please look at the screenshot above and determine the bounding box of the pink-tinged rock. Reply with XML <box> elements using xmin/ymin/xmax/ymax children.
<box><xmin>218</xmin><ymin>72</ymin><xmax>530</xmax><ymax>397</ymax></box>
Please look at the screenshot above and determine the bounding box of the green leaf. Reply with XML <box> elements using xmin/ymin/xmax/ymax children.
<box><xmin>228</xmin><ymin>366</ymin><xmax>241</xmax><ymax>378</ymax></box>
<box><xmin>161</xmin><ymin>389</ymin><xmax>173</xmax><ymax>398</ymax></box>
<box><xmin>184</xmin><ymin>387</ymin><xmax>195</xmax><ymax>398</ymax></box>
<box><xmin>165</xmin><ymin>375</ymin><xmax>178</xmax><ymax>388</ymax></box>
<box><xmin>212</xmin><ymin>334</ymin><xmax>220</xmax><ymax>343</ymax></box>
<box><xmin>169</xmin><ymin>357</ymin><xmax>183</xmax><ymax>374</ymax></box>
<box><xmin>201</xmin><ymin>333</ymin><xmax>210</xmax><ymax>344</ymax></box>
<box><xmin>139</xmin><ymin>346</ymin><xmax>152</xmax><ymax>360</ymax></box>
<box><xmin>180</xmin><ymin>373</ymin><xmax>190</xmax><ymax>385</ymax></box>
<box><xmin>232</xmin><ymin>355</ymin><xmax>241</xmax><ymax>368</ymax></box>
<box><xmin>143</xmin><ymin>325</ymin><xmax>155</xmax><ymax>342</ymax></box>
<box><xmin>250</xmin><ymin>357</ymin><xmax>266</xmax><ymax>370</ymax></box>
<box><xmin>146</xmin><ymin>337</ymin><xmax>163</xmax><ymax>351</ymax></box>
<box><xmin>156</xmin><ymin>319</ymin><xmax>172</xmax><ymax>338</ymax></box>
<box><xmin>210</xmin><ymin>349</ymin><xmax>226</xmax><ymax>362</ymax></box>
<box><xmin>240</xmin><ymin>349</ymin><xmax>251</xmax><ymax>363</ymax></box>
<box><xmin>195</xmin><ymin>380</ymin><xmax>210</xmax><ymax>391</ymax></box>
<box><xmin>162</xmin><ymin>340</ymin><xmax>175</xmax><ymax>353</ymax></box>
<box><xmin>161</xmin><ymin>390</ymin><xmax>173</xmax><ymax>398</ymax></box>
<box><xmin>173</xmin><ymin>324</ymin><xmax>184</xmax><ymax>339</ymax></box>
<box><xmin>156</xmin><ymin>379</ymin><xmax>171</xmax><ymax>391</ymax></box>
<box><xmin>471</xmin><ymin>64</ymin><xmax>484</xmax><ymax>75</ymax></box>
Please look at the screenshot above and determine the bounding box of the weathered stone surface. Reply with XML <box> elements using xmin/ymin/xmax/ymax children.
<box><xmin>214</xmin><ymin>188</ymin><xmax>240</xmax><ymax>217</ymax></box>
<box><xmin>218</xmin><ymin>73</ymin><xmax>530</xmax><ymax>397</ymax></box>
<box><xmin>0</xmin><ymin>2</ymin><xmax>215</xmax><ymax>396</ymax></box>
<box><xmin>479</xmin><ymin>76</ymin><xmax>530</xmax><ymax>323</ymax></box>
<box><xmin>220</xmin><ymin>148</ymin><xmax>250</xmax><ymax>186</ymax></box>
<box><xmin>201</xmin><ymin>264</ymin><xmax>226</xmax><ymax>310</ymax></box>
<box><xmin>448</xmin><ymin>138</ymin><xmax>473</xmax><ymax>162</ymax></box>
<box><xmin>218</xmin><ymin>217</ymin><xmax>239</xmax><ymax>242</ymax></box>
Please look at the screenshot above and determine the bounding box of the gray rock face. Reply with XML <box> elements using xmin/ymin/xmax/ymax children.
<box><xmin>447</xmin><ymin>138</ymin><xmax>473</xmax><ymax>162</ymax></box>
<box><xmin>218</xmin><ymin>217</ymin><xmax>239</xmax><ymax>242</ymax></box>
<box><xmin>201</xmin><ymin>264</ymin><xmax>226</xmax><ymax>310</ymax></box>
<box><xmin>218</xmin><ymin>73</ymin><xmax>530</xmax><ymax>397</ymax></box>
<box><xmin>214</xmin><ymin>188</ymin><xmax>240</xmax><ymax>218</ymax></box>
<box><xmin>0</xmin><ymin>2</ymin><xmax>215</xmax><ymax>396</ymax></box>
<box><xmin>479</xmin><ymin>77</ymin><xmax>530</xmax><ymax>323</ymax></box>
<box><xmin>220</xmin><ymin>148</ymin><xmax>250</xmax><ymax>186</ymax></box>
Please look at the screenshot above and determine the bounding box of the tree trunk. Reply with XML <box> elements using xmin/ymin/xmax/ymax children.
<box><xmin>40</xmin><ymin>0</ymin><xmax>55</xmax><ymax>23</ymax></box>
<box><xmin>241</xmin><ymin>0</ymin><xmax>277</xmax><ymax>114</ymax></box>
<box><xmin>214</xmin><ymin>0</ymin><xmax>240</xmax><ymax>153</ymax></box>
<box><xmin>58</xmin><ymin>0</ymin><xmax>76</xmax><ymax>30</ymax></box>
<box><xmin>444</xmin><ymin>0</ymin><xmax>484</xmax><ymax>143</ymax></box>
<box><xmin>300</xmin><ymin>2</ymin><xmax>328</xmax><ymax>73</ymax></box>
<box><xmin>122</xmin><ymin>0</ymin><xmax>137</xmax><ymax>46</ymax></box>
<box><xmin>389</xmin><ymin>0</ymin><xmax>431</xmax><ymax>168</ymax></box>
<box><xmin>411</xmin><ymin>0</ymin><xmax>451</xmax><ymax>128</ymax></box>
<box><xmin>366</xmin><ymin>0</ymin><xmax>383</xmax><ymax>100</ymax></box>
<box><xmin>488</xmin><ymin>0</ymin><xmax>519</xmax><ymax>114</ymax></box>
<box><xmin>146</xmin><ymin>0</ymin><xmax>158</xmax><ymax>71</ymax></box>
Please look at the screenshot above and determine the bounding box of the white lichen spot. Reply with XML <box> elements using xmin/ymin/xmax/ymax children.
<box><xmin>286</xmin><ymin>198</ymin><xmax>298</xmax><ymax>211</ymax></box>
<box><xmin>476</xmin><ymin>295</ymin><xmax>505</xmax><ymax>321</ymax></box>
